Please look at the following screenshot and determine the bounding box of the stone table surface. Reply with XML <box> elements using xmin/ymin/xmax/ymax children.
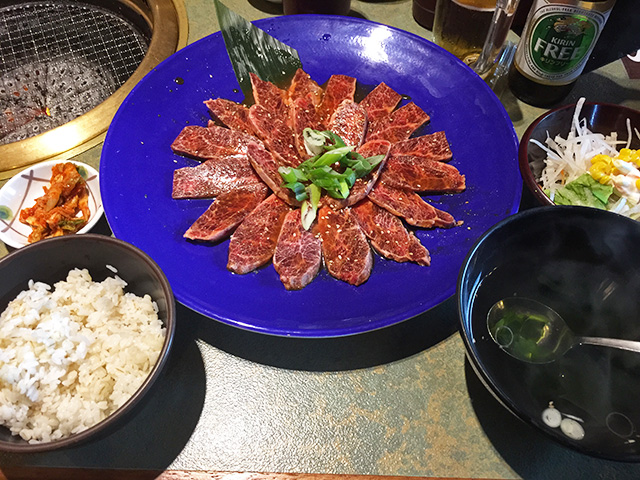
<box><xmin>1</xmin><ymin>1</ymin><xmax>640</xmax><ymax>479</ymax></box>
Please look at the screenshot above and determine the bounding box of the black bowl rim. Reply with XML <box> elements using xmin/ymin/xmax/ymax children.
<box><xmin>0</xmin><ymin>234</ymin><xmax>176</xmax><ymax>453</ymax></box>
<box><xmin>457</xmin><ymin>205</ymin><xmax>640</xmax><ymax>462</ymax></box>
<box><xmin>518</xmin><ymin>101</ymin><xmax>640</xmax><ymax>207</ymax></box>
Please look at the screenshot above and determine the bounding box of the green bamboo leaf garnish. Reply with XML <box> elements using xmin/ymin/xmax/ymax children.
<box><xmin>214</xmin><ymin>0</ymin><xmax>303</xmax><ymax>97</ymax></box>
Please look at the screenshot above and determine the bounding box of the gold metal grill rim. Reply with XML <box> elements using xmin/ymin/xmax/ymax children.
<box><xmin>0</xmin><ymin>0</ymin><xmax>189</xmax><ymax>179</ymax></box>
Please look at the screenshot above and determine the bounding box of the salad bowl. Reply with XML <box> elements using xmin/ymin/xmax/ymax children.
<box><xmin>520</xmin><ymin>101</ymin><xmax>640</xmax><ymax>212</ymax></box>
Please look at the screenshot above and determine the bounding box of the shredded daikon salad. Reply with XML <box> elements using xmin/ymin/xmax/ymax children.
<box><xmin>534</xmin><ymin>98</ymin><xmax>640</xmax><ymax>219</ymax></box>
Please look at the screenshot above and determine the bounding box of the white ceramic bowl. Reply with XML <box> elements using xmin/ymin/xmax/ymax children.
<box><xmin>0</xmin><ymin>160</ymin><xmax>103</xmax><ymax>249</ymax></box>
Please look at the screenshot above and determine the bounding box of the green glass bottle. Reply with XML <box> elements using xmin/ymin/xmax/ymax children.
<box><xmin>508</xmin><ymin>0</ymin><xmax>616</xmax><ymax>107</ymax></box>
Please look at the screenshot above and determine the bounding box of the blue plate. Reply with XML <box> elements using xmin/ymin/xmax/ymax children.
<box><xmin>100</xmin><ymin>15</ymin><xmax>521</xmax><ymax>338</ymax></box>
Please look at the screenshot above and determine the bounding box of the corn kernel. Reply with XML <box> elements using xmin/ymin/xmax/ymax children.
<box><xmin>590</xmin><ymin>161</ymin><xmax>610</xmax><ymax>175</ymax></box>
<box><xmin>619</xmin><ymin>148</ymin><xmax>632</xmax><ymax>159</ymax></box>
<box><xmin>636</xmin><ymin>178</ymin><xmax>640</xmax><ymax>190</ymax></box>
<box><xmin>591</xmin><ymin>154</ymin><xmax>612</xmax><ymax>165</ymax></box>
<box><xmin>589</xmin><ymin>161</ymin><xmax>612</xmax><ymax>184</ymax></box>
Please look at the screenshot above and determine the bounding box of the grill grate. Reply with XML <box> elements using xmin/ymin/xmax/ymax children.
<box><xmin>0</xmin><ymin>1</ymin><xmax>150</xmax><ymax>144</ymax></box>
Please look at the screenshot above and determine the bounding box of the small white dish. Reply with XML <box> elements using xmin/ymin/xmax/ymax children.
<box><xmin>0</xmin><ymin>160</ymin><xmax>103</xmax><ymax>249</ymax></box>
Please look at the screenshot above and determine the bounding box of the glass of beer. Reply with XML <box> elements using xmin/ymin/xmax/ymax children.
<box><xmin>433</xmin><ymin>0</ymin><xmax>520</xmax><ymax>75</ymax></box>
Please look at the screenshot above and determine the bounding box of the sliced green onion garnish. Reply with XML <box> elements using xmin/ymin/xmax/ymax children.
<box><xmin>283</xmin><ymin>181</ymin><xmax>308</xmax><ymax>201</ymax></box>
<box><xmin>312</xmin><ymin>146</ymin><xmax>355</xmax><ymax>167</ymax></box>
<box><xmin>300</xmin><ymin>184</ymin><xmax>321</xmax><ymax>230</ymax></box>
<box><xmin>365</xmin><ymin>154</ymin><xmax>385</xmax><ymax>168</ymax></box>
<box><xmin>303</xmin><ymin>128</ymin><xmax>327</xmax><ymax>156</ymax></box>
<box><xmin>279</xmin><ymin>166</ymin><xmax>309</xmax><ymax>183</ymax></box>
<box><xmin>322</xmin><ymin>130</ymin><xmax>346</xmax><ymax>149</ymax></box>
<box><xmin>279</xmin><ymin>130</ymin><xmax>386</xmax><ymax>229</ymax></box>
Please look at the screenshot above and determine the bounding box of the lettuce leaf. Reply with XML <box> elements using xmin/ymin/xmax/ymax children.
<box><xmin>548</xmin><ymin>173</ymin><xmax>614</xmax><ymax>209</ymax></box>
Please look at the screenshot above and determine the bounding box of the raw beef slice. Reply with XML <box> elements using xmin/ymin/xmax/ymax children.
<box><xmin>390</xmin><ymin>131</ymin><xmax>452</xmax><ymax>162</ymax></box>
<box><xmin>366</xmin><ymin>102</ymin><xmax>430</xmax><ymax>143</ymax></box>
<box><xmin>379</xmin><ymin>155</ymin><xmax>466</xmax><ymax>193</ymax></box>
<box><xmin>250</xmin><ymin>72</ymin><xmax>289</xmax><ymax>120</ymax></box>
<box><xmin>290</xmin><ymin>95</ymin><xmax>323</xmax><ymax>158</ymax></box>
<box><xmin>327</xmin><ymin>100</ymin><xmax>368</xmax><ymax>148</ymax></box>
<box><xmin>317</xmin><ymin>206</ymin><xmax>373</xmax><ymax>286</ymax></box>
<box><xmin>351</xmin><ymin>199</ymin><xmax>430</xmax><ymax>266</ymax></box>
<box><xmin>184</xmin><ymin>185</ymin><xmax>268</xmax><ymax>242</ymax></box>
<box><xmin>249</xmin><ymin>104</ymin><xmax>302</xmax><ymax>167</ymax></box>
<box><xmin>228</xmin><ymin>195</ymin><xmax>292</xmax><ymax>274</ymax></box>
<box><xmin>247</xmin><ymin>142</ymin><xmax>301</xmax><ymax>207</ymax></box>
<box><xmin>273</xmin><ymin>209</ymin><xmax>322</xmax><ymax>290</ymax></box>
<box><xmin>359</xmin><ymin>82</ymin><xmax>402</xmax><ymax>123</ymax></box>
<box><xmin>204</xmin><ymin>98</ymin><xmax>254</xmax><ymax>135</ymax></box>
<box><xmin>171</xmin><ymin>125</ymin><xmax>257</xmax><ymax>159</ymax></box>
<box><xmin>368</xmin><ymin>182</ymin><xmax>455</xmax><ymax>229</ymax></box>
<box><xmin>172</xmin><ymin>154</ymin><xmax>263</xmax><ymax>199</ymax></box>
<box><xmin>317</xmin><ymin>74</ymin><xmax>357</xmax><ymax>126</ymax></box>
<box><xmin>287</xmin><ymin>68</ymin><xmax>323</xmax><ymax>107</ymax></box>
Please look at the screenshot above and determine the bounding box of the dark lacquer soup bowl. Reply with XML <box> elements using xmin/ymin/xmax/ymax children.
<box><xmin>458</xmin><ymin>205</ymin><xmax>640</xmax><ymax>461</ymax></box>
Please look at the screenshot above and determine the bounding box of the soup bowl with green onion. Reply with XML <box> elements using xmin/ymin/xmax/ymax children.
<box><xmin>458</xmin><ymin>205</ymin><xmax>640</xmax><ymax>461</ymax></box>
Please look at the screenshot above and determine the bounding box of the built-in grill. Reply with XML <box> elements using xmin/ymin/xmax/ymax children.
<box><xmin>0</xmin><ymin>0</ymin><xmax>187</xmax><ymax>177</ymax></box>
<box><xmin>1</xmin><ymin>1</ymin><xmax>150</xmax><ymax>144</ymax></box>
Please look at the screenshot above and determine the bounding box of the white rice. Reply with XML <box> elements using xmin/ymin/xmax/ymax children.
<box><xmin>0</xmin><ymin>268</ymin><xmax>165</xmax><ymax>443</ymax></box>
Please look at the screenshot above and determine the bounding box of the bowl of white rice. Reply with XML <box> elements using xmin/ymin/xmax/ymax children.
<box><xmin>0</xmin><ymin>234</ymin><xmax>175</xmax><ymax>452</ymax></box>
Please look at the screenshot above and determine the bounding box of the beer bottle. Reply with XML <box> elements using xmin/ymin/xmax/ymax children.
<box><xmin>508</xmin><ymin>0</ymin><xmax>616</xmax><ymax>107</ymax></box>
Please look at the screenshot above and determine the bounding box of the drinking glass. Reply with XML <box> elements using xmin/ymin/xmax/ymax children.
<box><xmin>433</xmin><ymin>0</ymin><xmax>521</xmax><ymax>75</ymax></box>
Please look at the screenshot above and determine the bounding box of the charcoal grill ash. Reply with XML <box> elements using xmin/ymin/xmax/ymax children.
<box><xmin>0</xmin><ymin>0</ymin><xmax>186</xmax><ymax>177</ymax></box>
<box><xmin>0</xmin><ymin>1</ymin><xmax>149</xmax><ymax>145</ymax></box>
